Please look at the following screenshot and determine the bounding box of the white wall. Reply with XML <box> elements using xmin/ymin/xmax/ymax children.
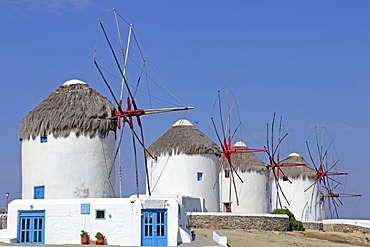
<box><xmin>221</xmin><ymin>169</ymin><xmax>269</xmax><ymax>213</ymax></box>
<box><xmin>271</xmin><ymin>176</ymin><xmax>323</xmax><ymax>221</ymax></box>
<box><xmin>5</xmin><ymin>198</ymin><xmax>190</xmax><ymax>246</ymax></box>
<box><xmin>22</xmin><ymin>131</ymin><xmax>115</xmax><ymax>199</ymax></box>
<box><xmin>147</xmin><ymin>153</ymin><xmax>220</xmax><ymax>212</ymax></box>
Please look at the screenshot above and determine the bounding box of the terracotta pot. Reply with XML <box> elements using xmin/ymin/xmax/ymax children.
<box><xmin>81</xmin><ymin>236</ymin><xmax>89</xmax><ymax>245</ymax></box>
<box><xmin>96</xmin><ymin>237</ymin><xmax>105</xmax><ymax>245</ymax></box>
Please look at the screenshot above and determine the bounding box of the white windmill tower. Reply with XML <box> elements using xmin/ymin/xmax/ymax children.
<box><xmin>220</xmin><ymin>141</ymin><xmax>269</xmax><ymax>213</ymax></box>
<box><xmin>146</xmin><ymin>119</ymin><xmax>221</xmax><ymax>212</ymax></box>
<box><xmin>270</xmin><ymin>153</ymin><xmax>323</xmax><ymax>221</ymax></box>
<box><xmin>19</xmin><ymin>79</ymin><xmax>116</xmax><ymax>199</ymax></box>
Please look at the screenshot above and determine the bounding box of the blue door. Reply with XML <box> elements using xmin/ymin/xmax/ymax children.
<box><xmin>18</xmin><ymin>211</ymin><xmax>45</xmax><ymax>244</ymax></box>
<box><xmin>141</xmin><ymin>209</ymin><xmax>167</xmax><ymax>246</ymax></box>
<box><xmin>34</xmin><ymin>186</ymin><xmax>45</xmax><ymax>199</ymax></box>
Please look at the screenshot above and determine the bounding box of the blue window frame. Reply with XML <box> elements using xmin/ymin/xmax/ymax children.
<box><xmin>40</xmin><ymin>136</ymin><xmax>47</xmax><ymax>143</ymax></box>
<box><xmin>141</xmin><ymin>209</ymin><xmax>167</xmax><ymax>246</ymax></box>
<box><xmin>197</xmin><ymin>172</ymin><xmax>203</xmax><ymax>181</ymax></box>
<box><xmin>81</xmin><ymin>204</ymin><xmax>90</xmax><ymax>214</ymax></box>
<box><xmin>95</xmin><ymin>209</ymin><xmax>105</xmax><ymax>220</ymax></box>
<box><xmin>34</xmin><ymin>186</ymin><xmax>45</xmax><ymax>199</ymax></box>
<box><xmin>18</xmin><ymin>210</ymin><xmax>45</xmax><ymax>244</ymax></box>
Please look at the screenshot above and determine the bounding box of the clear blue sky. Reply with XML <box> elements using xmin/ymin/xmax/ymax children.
<box><xmin>0</xmin><ymin>0</ymin><xmax>369</xmax><ymax>219</ymax></box>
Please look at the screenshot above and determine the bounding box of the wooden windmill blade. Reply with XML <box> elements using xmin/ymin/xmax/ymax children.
<box><xmin>97</xmin><ymin>16</ymin><xmax>149</xmax><ymax>197</ymax></box>
<box><xmin>305</xmin><ymin>126</ymin><xmax>360</xmax><ymax>219</ymax></box>
<box><xmin>211</xmin><ymin>87</ymin><xmax>267</xmax><ymax>210</ymax></box>
<box><xmin>212</xmin><ymin>87</ymin><xmax>243</xmax><ymax>207</ymax></box>
<box><xmin>94</xmin><ymin>10</ymin><xmax>193</xmax><ymax>198</ymax></box>
<box><xmin>265</xmin><ymin>113</ymin><xmax>307</xmax><ymax>208</ymax></box>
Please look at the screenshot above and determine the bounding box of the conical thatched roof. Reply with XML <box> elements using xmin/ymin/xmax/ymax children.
<box><xmin>223</xmin><ymin>141</ymin><xmax>267</xmax><ymax>173</ymax></box>
<box><xmin>147</xmin><ymin>119</ymin><xmax>220</xmax><ymax>157</ymax></box>
<box><xmin>277</xmin><ymin>153</ymin><xmax>316</xmax><ymax>179</ymax></box>
<box><xmin>19</xmin><ymin>79</ymin><xmax>116</xmax><ymax>141</ymax></box>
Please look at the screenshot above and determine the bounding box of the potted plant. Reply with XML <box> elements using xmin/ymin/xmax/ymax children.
<box><xmin>80</xmin><ymin>230</ymin><xmax>90</xmax><ymax>245</ymax></box>
<box><xmin>95</xmin><ymin>232</ymin><xmax>105</xmax><ymax>245</ymax></box>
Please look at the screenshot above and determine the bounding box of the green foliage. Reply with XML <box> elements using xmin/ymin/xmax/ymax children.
<box><xmin>95</xmin><ymin>232</ymin><xmax>105</xmax><ymax>239</ymax></box>
<box><xmin>80</xmin><ymin>230</ymin><xmax>89</xmax><ymax>238</ymax></box>
<box><xmin>272</xmin><ymin>208</ymin><xmax>305</xmax><ymax>231</ymax></box>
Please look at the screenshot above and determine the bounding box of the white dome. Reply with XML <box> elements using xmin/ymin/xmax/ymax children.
<box><xmin>173</xmin><ymin>119</ymin><xmax>193</xmax><ymax>126</ymax></box>
<box><xmin>234</xmin><ymin>141</ymin><xmax>246</xmax><ymax>147</ymax></box>
<box><xmin>289</xmin><ymin>152</ymin><xmax>301</xmax><ymax>157</ymax></box>
<box><xmin>63</xmin><ymin>79</ymin><xmax>86</xmax><ymax>86</ymax></box>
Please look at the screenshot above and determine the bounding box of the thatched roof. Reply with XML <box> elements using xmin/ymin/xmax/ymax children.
<box><xmin>277</xmin><ymin>153</ymin><xmax>316</xmax><ymax>179</ymax></box>
<box><xmin>19</xmin><ymin>79</ymin><xmax>116</xmax><ymax>141</ymax></box>
<box><xmin>147</xmin><ymin>119</ymin><xmax>220</xmax><ymax>157</ymax></box>
<box><xmin>222</xmin><ymin>141</ymin><xmax>267</xmax><ymax>173</ymax></box>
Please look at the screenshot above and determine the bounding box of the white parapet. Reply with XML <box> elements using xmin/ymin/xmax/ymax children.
<box><xmin>213</xmin><ymin>231</ymin><xmax>227</xmax><ymax>246</ymax></box>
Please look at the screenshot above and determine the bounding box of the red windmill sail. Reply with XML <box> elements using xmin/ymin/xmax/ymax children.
<box><xmin>211</xmin><ymin>87</ymin><xmax>265</xmax><ymax>209</ymax></box>
<box><xmin>265</xmin><ymin>113</ymin><xmax>306</xmax><ymax>209</ymax></box>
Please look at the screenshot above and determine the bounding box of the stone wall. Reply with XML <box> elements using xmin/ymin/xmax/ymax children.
<box><xmin>188</xmin><ymin>213</ymin><xmax>289</xmax><ymax>231</ymax></box>
<box><xmin>302</xmin><ymin>221</ymin><xmax>323</xmax><ymax>231</ymax></box>
<box><xmin>324</xmin><ymin>224</ymin><xmax>370</xmax><ymax>234</ymax></box>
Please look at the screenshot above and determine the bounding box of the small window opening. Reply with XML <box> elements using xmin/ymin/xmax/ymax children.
<box><xmin>81</xmin><ymin>204</ymin><xmax>90</xmax><ymax>214</ymax></box>
<box><xmin>282</xmin><ymin>175</ymin><xmax>289</xmax><ymax>182</ymax></box>
<box><xmin>223</xmin><ymin>202</ymin><xmax>231</xmax><ymax>213</ymax></box>
<box><xmin>154</xmin><ymin>156</ymin><xmax>158</xmax><ymax>163</ymax></box>
<box><xmin>197</xmin><ymin>172</ymin><xmax>203</xmax><ymax>181</ymax></box>
<box><xmin>224</xmin><ymin>169</ymin><xmax>230</xmax><ymax>178</ymax></box>
<box><xmin>96</xmin><ymin>209</ymin><xmax>105</xmax><ymax>219</ymax></box>
<box><xmin>40</xmin><ymin>136</ymin><xmax>47</xmax><ymax>143</ymax></box>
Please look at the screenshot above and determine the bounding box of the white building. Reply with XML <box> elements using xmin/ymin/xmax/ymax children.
<box><xmin>19</xmin><ymin>79</ymin><xmax>116</xmax><ymax>199</ymax></box>
<box><xmin>270</xmin><ymin>153</ymin><xmax>323</xmax><ymax>221</ymax></box>
<box><xmin>146</xmin><ymin>119</ymin><xmax>221</xmax><ymax>212</ymax></box>
<box><xmin>1</xmin><ymin>197</ymin><xmax>191</xmax><ymax>246</ymax></box>
<box><xmin>220</xmin><ymin>141</ymin><xmax>269</xmax><ymax>213</ymax></box>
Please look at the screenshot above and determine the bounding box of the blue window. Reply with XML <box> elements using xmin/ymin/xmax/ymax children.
<box><xmin>95</xmin><ymin>209</ymin><xmax>105</xmax><ymax>220</ymax></box>
<box><xmin>34</xmin><ymin>186</ymin><xmax>45</xmax><ymax>199</ymax></box>
<box><xmin>197</xmin><ymin>172</ymin><xmax>203</xmax><ymax>181</ymax></box>
<box><xmin>40</xmin><ymin>136</ymin><xmax>47</xmax><ymax>143</ymax></box>
<box><xmin>18</xmin><ymin>210</ymin><xmax>45</xmax><ymax>244</ymax></box>
<box><xmin>81</xmin><ymin>204</ymin><xmax>90</xmax><ymax>214</ymax></box>
<box><xmin>141</xmin><ymin>209</ymin><xmax>167</xmax><ymax>246</ymax></box>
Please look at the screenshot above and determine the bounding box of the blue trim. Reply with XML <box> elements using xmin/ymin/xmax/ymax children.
<box><xmin>40</xmin><ymin>136</ymin><xmax>47</xmax><ymax>143</ymax></box>
<box><xmin>17</xmin><ymin>210</ymin><xmax>45</xmax><ymax>244</ymax></box>
<box><xmin>197</xmin><ymin>172</ymin><xmax>203</xmax><ymax>181</ymax></box>
<box><xmin>95</xmin><ymin>209</ymin><xmax>106</xmax><ymax>220</ymax></box>
<box><xmin>34</xmin><ymin>186</ymin><xmax>45</xmax><ymax>199</ymax></box>
<box><xmin>81</xmin><ymin>204</ymin><xmax>90</xmax><ymax>214</ymax></box>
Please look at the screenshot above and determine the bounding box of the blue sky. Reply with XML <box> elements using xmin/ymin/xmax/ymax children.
<box><xmin>0</xmin><ymin>0</ymin><xmax>369</xmax><ymax>219</ymax></box>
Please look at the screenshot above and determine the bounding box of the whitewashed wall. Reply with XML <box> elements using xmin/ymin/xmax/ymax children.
<box><xmin>221</xmin><ymin>169</ymin><xmax>269</xmax><ymax>213</ymax></box>
<box><xmin>271</xmin><ymin>177</ymin><xmax>323</xmax><ymax>221</ymax></box>
<box><xmin>21</xmin><ymin>131</ymin><xmax>116</xmax><ymax>199</ymax></box>
<box><xmin>5</xmin><ymin>198</ymin><xmax>191</xmax><ymax>246</ymax></box>
<box><xmin>147</xmin><ymin>153</ymin><xmax>220</xmax><ymax>212</ymax></box>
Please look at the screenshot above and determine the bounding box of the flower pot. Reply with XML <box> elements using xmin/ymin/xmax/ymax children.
<box><xmin>81</xmin><ymin>236</ymin><xmax>89</xmax><ymax>245</ymax></box>
<box><xmin>96</xmin><ymin>237</ymin><xmax>105</xmax><ymax>245</ymax></box>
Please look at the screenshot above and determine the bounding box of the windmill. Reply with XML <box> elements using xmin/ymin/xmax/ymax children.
<box><xmin>265</xmin><ymin>113</ymin><xmax>306</xmax><ymax>210</ymax></box>
<box><xmin>210</xmin><ymin>86</ymin><xmax>265</xmax><ymax>211</ymax></box>
<box><xmin>93</xmin><ymin>9</ymin><xmax>193</xmax><ymax>198</ymax></box>
<box><xmin>305</xmin><ymin>127</ymin><xmax>361</xmax><ymax>219</ymax></box>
